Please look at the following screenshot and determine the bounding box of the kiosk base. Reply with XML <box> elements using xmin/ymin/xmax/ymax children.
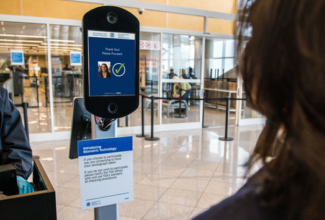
<box><xmin>145</xmin><ymin>137</ymin><xmax>160</xmax><ymax>141</ymax></box>
<box><xmin>136</xmin><ymin>134</ymin><xmax>150</xmax><ymax>138</ymax></box>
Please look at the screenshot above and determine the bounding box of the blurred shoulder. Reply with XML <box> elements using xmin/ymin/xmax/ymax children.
<box><xmin>0</xmin><ymin>86</ymin><xmax>8</xmax><ymax>103</ymax></box>
<box><xmin>192</xmin><ymin>184</ymin><xmax>284</xmax><ymax>220</ymax></box>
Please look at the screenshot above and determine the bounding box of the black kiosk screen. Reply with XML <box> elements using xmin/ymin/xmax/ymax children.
<box><xmin>88</xmin><ymin>30</ymin><xmax>135</xmax><ymax>96</ymax></box>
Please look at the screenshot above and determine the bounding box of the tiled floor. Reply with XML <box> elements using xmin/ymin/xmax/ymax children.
<box><xmin>30</xmin><ymin>124</ymin><xmax>263</xmax><ymax>220</ymax></box>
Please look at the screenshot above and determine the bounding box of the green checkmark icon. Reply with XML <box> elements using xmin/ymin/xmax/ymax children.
<box><xmin>115</xmin><ymin>63</ymin><xmax>125</xmax><ymax>74</ymax></box>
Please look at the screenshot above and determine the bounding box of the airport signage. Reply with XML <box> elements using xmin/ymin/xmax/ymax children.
<box><xmin>140</xmin><ymin>40</ymin><xmax>160</xmax><ymax>50</ymax></box>
<box><xmin>78</xmin><ymin>136</ymin><xmax>133</xmax><ymax>210</ymax></box>
<box><xmin>10</xmin><ymin>50</ymin><xmax>24</xmax><ymax>66</ymax></box>
<box><xmin>70</xmin><ymin>51</ymin><xmax>82</xmax><ymax>66</ymax></box>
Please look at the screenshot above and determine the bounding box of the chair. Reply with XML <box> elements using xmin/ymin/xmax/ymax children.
<box><xmin>162</xmin><ymin>100</ymin><xmax>188</xmax><ymax>118</ymax></box>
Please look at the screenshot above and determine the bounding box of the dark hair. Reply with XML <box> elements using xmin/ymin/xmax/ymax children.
<box><xmin>237</xmin><ymin>1</ymin><xmax>325</xmax><ymax>219</ymax></box>
<box><xmin>99</xmin><ymin>63</ymin><xmax>110</xmax><ymax>78</ymax></box>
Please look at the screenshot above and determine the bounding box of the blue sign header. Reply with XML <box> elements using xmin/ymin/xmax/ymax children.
<box><xmin>78</xmin><ymin>136</ymin><xmax>133</xmax><ymax>157</ymax></box>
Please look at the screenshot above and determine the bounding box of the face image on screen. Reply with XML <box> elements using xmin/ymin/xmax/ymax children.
<box><xmin>98</xmin><ymin>61</ymin><xmax>111</xmax><ymax>78</ymax></box>
<box><xmin>88</xmin><ymin>30</ymin><xmax>135</xmax><ymax>96</ymax></box>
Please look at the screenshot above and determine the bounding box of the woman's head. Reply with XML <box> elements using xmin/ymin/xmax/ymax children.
<box><xmin>238</xmin><ymin>0</ymin><xmax>325</xmax><ymax>219</ymax></box>
<box><xmin>101</xmin><ymin>64</ymin><xmax>109</xmax><ymax>73</ymax></box>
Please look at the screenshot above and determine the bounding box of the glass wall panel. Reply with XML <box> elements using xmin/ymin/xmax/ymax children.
<box><xmin>161</xmin><ymin>34</ymin><xmax>202</xmax><ymax>124</ymax></box>
<box><xmin>0</xmin><ymin>21</ymin><xmax>51</xmax><ymax>133</ymax></box>
<box><xmin>124</xmin><ymin>32</ymin><xmax>161</xmax><ymax>127</ymax></box>
<box><xmin>204</xmin><ymin>38</ymin><xmax>237</xmax><ymax>127</ymax></box>
<box><xmin>50</xmin><ymin>25</ymin><xmax>83</xmax><ymax>132</ymax></box>
<box><xmin>162</xmin><ymin>34</ymin><xmax>202</xmax><ymax>79</ymax></box>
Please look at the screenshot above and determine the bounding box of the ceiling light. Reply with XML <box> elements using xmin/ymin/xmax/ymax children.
<box><xmin>50</xmin><ymin>39</ymin><xmax>75</xmax><ymax>43</ymax></box>
<box><xmin>0</xmin><ymin>46</ymin><xmax>28</xmax><ymax>49</ymax></box>
<box><xmin>42</xmin><ymin>42</ymin><xmax>81</xmax><ymax>47</ymax></box>
<box><xmin>1</xmin><ymin>21</ymin><xmax>3</xmax><ymax>26</ymax></box>
<box><xmin>0</xmin><ymin>43</ymin><xmax>40</xmax><ymax>47</ymax></box>
<box><xmin>54</xmin><ymin>27</ymin><xmax>58</xmax><ymax>30</ymax></box>
<box><xmin>0</xmin><ymin>34</ymin><xmax>47</xmax><ymax>39</ymax></box>
<box><xmin>0</xmin><ymin>39</ymin><xmax>43</xmax><ymax>43</ymax></box>
<box><xmin>41</xmin><ymin>24</ymin><xmax>45</xmax><ymax>28</ymax></box>
<box><xmin>22</xmin><ymin>26</ymin><xmax>25</xmax><ymax>30</ymax></box>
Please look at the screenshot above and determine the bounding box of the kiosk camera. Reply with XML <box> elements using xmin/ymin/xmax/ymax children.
<box><xmin>83</xmin><ymin>6</ymin><xmax>140</xmax><ymax>119</ymax></box>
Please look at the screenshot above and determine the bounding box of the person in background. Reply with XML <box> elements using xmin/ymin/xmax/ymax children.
<box><xmin>0</xmin><ymin>87</ymin><xmax>34</xmax><ymax>194</ymax></box>
<box><xmin>180</xmin><ymin>69</ymin><xmax>190</xmax><ymax>79</ymax></box>
<box><xmin>166</xmin><ymin>68</ymin><xmax>177</xmax><ymax>79</ymax></box>
<box><xmin>181</xmin><ymin>68</ymin><xmax>195</xmax><ymax>87</ymax></box>
<box><xmin>166</xmin><ymin>68</ymin><xmax>178</xmax><ymax>97</ymax></box>
<box><xmin>98</xmin><ymin>63</ymin><xmax>111</xmax><ymax>78</ymax></box>
<box><xmin>193</xmin><ymin>0</ymin><xmax>325</xmax><ymax>219</ymax></box>
<box><xmin>188</xmin><ymin>67</ymin><xmax>197</xmax><ymax>79</ymax></box>
<box><xmin>172</xmin><ymin>76</ymin><xmax>191</xmax><ymax>100</ymax></box>
<box><xmin>62</xmin><ymin>64</ymin><xmax>71</xmax><ymax>71</ymax></box>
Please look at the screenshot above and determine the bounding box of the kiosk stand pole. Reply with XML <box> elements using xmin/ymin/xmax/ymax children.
<box><xmin>219</xmin><ymin>97</ymin><xmax>234</xmax><ymax>141</ymax></box>
<box><xmin>91</xmin><ymin>117</ymin><xmax>118</xmax><ymax>220</ymax></box>
<box><xmin>136</xmin><ymin>95</ymin><xmax>149</xmax><ymax>138</ymax></box>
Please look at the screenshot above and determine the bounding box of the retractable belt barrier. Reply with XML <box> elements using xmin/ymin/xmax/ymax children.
<box><xmin>137</xmin><ymin>93</ymin><xmax>246</xmax><ymax>142</ymax></box>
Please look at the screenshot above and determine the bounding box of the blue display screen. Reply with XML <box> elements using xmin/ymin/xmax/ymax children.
<box><xmin>88</xmin><ymin>30</ymin><xmax>135</xmax><ymax>96</ymax></box>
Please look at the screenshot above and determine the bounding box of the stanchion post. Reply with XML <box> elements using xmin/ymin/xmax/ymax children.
<box><xmin>202</xmin><ymin>92</ymin><xmax>208</xmax><ymax>128</ymax></box>
<box><xmin>21</xmin><ymin>76</ymin><xmax>24</xmax><ymax>105</ymax></box>
<box><xmin>23</xmin><ymin>102</ymin><xmax>29</xmax><ymax>142</ymax></box>
<box><xmin>35</xmin><ymin>76</ymin><xmax>39</xmax><ymax>107</ymax></box>
<box><xmin>45</xmin><ymin>76</ymin><xmax>48</xmax><ymax>107</ymax></box>
<box><xmin>145</xmin><ymin>96</ymin><xmax>159</xmax><ymax>141</ymax></box>
<box><xmin>175</xmin><ymin>88</ymin><xmax>185</xmax><ymax>118</ymax></box>
<box><xmin>136</xmin><ymin>95</ymin><xmax>149</xmax><ymax>138</ymax></box>
<box><xmin>219</xmin><ymin>97</ymin><xmax>234</xmax><ymax>141</ymax></box>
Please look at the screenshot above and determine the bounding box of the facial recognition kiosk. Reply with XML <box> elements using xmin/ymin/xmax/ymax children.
<box><xmin>83</xmin><ymin>7</ymin><xmax>139</xmax><ymax>119</ymax></box>
<box><xmin>69</xmin><ymin>6</ymin><xmax>139</xmax><ymax>220</ymax></box>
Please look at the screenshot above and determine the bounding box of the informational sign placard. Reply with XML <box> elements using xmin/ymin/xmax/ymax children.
<box><xmin>78</xmin><ymin>136</ymin><xmax>133</xmax><ymax>210</ymax></box>
<box><xmin>70</xmin><ymin>51</ymin><xmax>82</xmax><ymax>66</ymax></box>
<box><xmin>10</xmin><ymin>50</ymin><xmax>24</xmax><ymax>65</ymax></box>
<box><xmin>88</xmin><ymin>30</ymin><xmax>136</xmax><ymax>96</ymax></box>
<box><xmin>140</xmin><ymin>40</ymin><xmax>160</xmax><ymax>50</ymax></box>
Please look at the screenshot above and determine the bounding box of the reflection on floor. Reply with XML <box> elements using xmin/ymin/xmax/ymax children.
<box><xmin>31</xmin><ymin>125</ymin><xmax>263</xmax><ymax>220</ymax></box>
